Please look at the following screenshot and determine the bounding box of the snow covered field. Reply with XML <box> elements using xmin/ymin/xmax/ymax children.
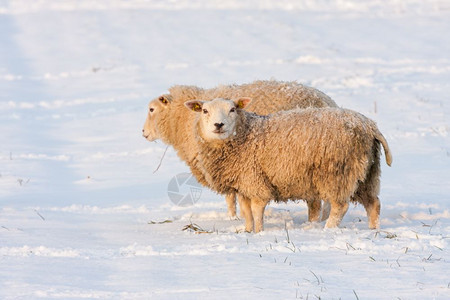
<box><xmin>1</xmin><ymin>0</ymin><xmax>449</xmax><ymax>299</ymax></box>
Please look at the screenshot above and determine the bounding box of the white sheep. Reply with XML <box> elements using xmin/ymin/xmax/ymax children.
<box><xmin>143</xmin><ymin>80</ymin><xmax>337</xmax><ymax>221</ymax></box>
<box><xmin>185</xmin><ymin>97</ymin><xmax>392</xmax><ymax>233</ymax></box>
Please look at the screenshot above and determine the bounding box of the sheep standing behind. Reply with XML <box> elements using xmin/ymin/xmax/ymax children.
<box><xmin>143</xmin><ymin>80</ymin><xmax>337</xmax><ymax>220</ymax></box>
<box><xmin>185</xmin><ymin>98</ymin><xmax>392</xmax><ymax>233</ymax></box>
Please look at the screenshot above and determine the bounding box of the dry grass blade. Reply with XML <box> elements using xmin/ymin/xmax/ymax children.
<box><xmin>153</xmin><ymin>145</ymin><xmax>170</xmax><ymax>173</ymax></box>
<box><xmin>284</xmin><ymin>221</ymin><xmax>290</xmax><ymax>243</ymax></box>
<box><xmin>148</xmin><ymin>220</ymin><xmax>173</xmax><ymax>224</ymax></box>
<box><xmin>309</xmin><ymin>270</ymin><xmax>321</xmax><ymax>285</ymax></box>
<box><xmin>34</xmin><ymin>209</ymin><xmax>45</xmax><ymax>221</ymax></box>
<box><xmin>380</xmin><ymin>231</ymin><xmax>397</xmax><ymax>239</ymax></box>
<box><xmin>182</xmin><ymin>222</ymin><xmax>212</xmax><ymax>234</ymax></box>
<box><xmin>353</xmin><ymin>289</ymin><xmax>360</xmax><ymax>300</ymax></box>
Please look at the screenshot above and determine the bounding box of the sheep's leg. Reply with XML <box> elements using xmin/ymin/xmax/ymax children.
<box><xmin>237</xmin><ymin>194</ymin><xmax>245</xmax><ymax>218</ymax></box>
<box><xmin>359</xmin><ymin>146</ymin><xmax>381</xmax><ymax>229</ymax></box>
<box><xmin>321</xmin><ymin>201</ymin><xmax>331</xmax><ymax>222</ymax></box>
<box><xmin>324</xmin><ymin>200</ymin><xmax>349</xmax><ymax>228</ymax></box>
<box><xmin>251</xmin><ymin>198</ymin><xmax>267</xmax><ymax>233</ymax></box>
<box><xmin>240</xmin><ymin>196</ymin><xmax>253</xmax><ymax>232</ymax></box>
<box><xmin>226</xmin><ymin>192</ymin><xmax>237</xmax><ymax>218</ymax></box>
<box><xmin>307</xmin><ymin>199</ymin><xmax>322</xmax><ymax>222</ymax></box>
<box><xmin>363</xmin><ymin>196</ymin><xmax>381</xmax><ymax>229</ymax></box>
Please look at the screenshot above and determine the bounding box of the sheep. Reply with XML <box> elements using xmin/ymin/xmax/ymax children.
<box><xmin>142</xmin><ymin>80</ymin><xmax>337</xmax><ymax>220</ymax></box>
<box><xmin>184</xmin><ymin>97</ymin><xmax>392</xmax><ymax>233</ymax></box>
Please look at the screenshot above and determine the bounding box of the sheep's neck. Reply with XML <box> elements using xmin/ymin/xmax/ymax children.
<box><xmin>163</xmin><ymin>102</ymin><xmax>199</xmax><ymax>164</ymax></box>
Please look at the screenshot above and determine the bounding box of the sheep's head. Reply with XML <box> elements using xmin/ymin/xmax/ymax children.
<box><xmin>142</xmin><ymin>94</ymin><xmax>172</xmax><ymax>141</ymax></box>
<box><xmin>184</xmin><ymin>97</ymin><xmax>251</xmax><ymax>141</ymax></box>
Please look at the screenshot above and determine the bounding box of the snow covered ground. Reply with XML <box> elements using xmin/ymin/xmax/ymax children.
<box><xmin>1</xmin><ymin>0</ymin><xmax>449</xmax><ymax>299</ymax></box>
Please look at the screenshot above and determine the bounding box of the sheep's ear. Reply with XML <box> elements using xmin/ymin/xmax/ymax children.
<box><xmin>234</xmin><ymin>97</ymin><xmax>252</xmax><ymax>109</ymax></box>
<box><xmin>158</xmin><ymin>95</ymin><xmax>171</xmax><ymax>105</ymax></box>
<box><xmin>184</xmin><ymin>100</ymin><xmax>204</xmax><ymax>112</ymax></box>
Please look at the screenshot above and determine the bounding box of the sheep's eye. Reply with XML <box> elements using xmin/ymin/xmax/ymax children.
<box><xmin>149</xmin><ymin>108</ymin><xmax>154</xmax><ymax>113</ymax></box>
<box><xmin>203</xmin><ymin>109</ymin><xmax>208</xmax><ymax>114</ymax></box>
<box><xmin>230</xmin><ymin>107</ymin><xmax>236</xmax><ymax>113</ymax></box>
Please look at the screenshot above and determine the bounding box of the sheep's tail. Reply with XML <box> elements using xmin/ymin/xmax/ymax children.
<box><xmin>375</xmin><ymin>131</ymin><xmax>393</xmax><ymax>166</ymax></box>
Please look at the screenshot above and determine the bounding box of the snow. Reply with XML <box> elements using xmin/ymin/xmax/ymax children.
<box><xmin>1</xmin><ymin>0</ymin><xmax>449</xmax><ymax>299</ymax></box>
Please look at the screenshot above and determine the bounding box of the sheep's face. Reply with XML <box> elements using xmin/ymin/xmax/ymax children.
<box><xmin>142</xmin><ymin>94</ymin><xmax>172</xmax><ymax>141</ymax></box>
<box><xmin>185</xmin><ymin>98</ymin><xmax>251</xmax><ymax>141</ymax></box>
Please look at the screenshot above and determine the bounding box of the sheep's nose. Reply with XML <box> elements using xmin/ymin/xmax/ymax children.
<box><xmin>214</xmin><ymin>123</ymin><xmax>224</xmax><ymax>129</ymax></box>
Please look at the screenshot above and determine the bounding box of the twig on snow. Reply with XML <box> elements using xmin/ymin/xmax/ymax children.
<box><xmin>353</xmin><ymin>290</ymin><xmax>360</xmax><ymax>300</ymax></box>
<box><xmin>34</xmin><ymin>209</ymin><xmax>45</xmax><ymax>221</ymax></box>
<box><xmin>181</xmin><ymin>222</ymin><xmax>212</xmax><ymax>234</ymax></box>
<box><xmin>148</xmin><ymin>220</ymin><xmax>173</xmax><ymax>224</ymax></box>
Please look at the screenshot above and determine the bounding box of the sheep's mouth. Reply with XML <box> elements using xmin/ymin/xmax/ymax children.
<box><xmin>213</xmin><ymin>129</ymin><xmax>226</xmax><ymax>134</ymax></box>
<box><xmin>143</xmin><ymin>133</ymin><xmax>156</xmax><ymax>142</ymax></box>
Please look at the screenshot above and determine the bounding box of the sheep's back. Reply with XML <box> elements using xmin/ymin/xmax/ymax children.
<box><xmin>201</xmin><ymin>80</ymin><xmax>337</xmax><ymax>115</ymax></box>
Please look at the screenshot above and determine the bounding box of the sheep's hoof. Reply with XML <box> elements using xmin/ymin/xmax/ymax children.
<box><xmin>324</xmin><ymin>222</ymin><xmax>339</xmax><ymax>229</ymax></box>
<box><xmin>253</xmin><ymin>227</ymin><xmax>263</xmax><ymax>233</ymax></box>
<box><xmin>368</xmin><ymin>223</ymin><xmax>380</xmax><ymax>230</ymax></box>
<box><xmin>301</xmin><ymin>222</ymin><xmax>322</xmax><ymax>230</ymax></box>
